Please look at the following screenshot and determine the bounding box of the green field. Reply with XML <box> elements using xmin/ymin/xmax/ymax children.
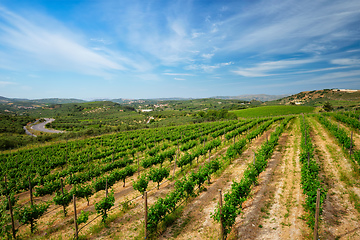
<box><xmin>230</xmin><ymin>105</ymin><xmax>315</xmax><ymax>118</ymax></box>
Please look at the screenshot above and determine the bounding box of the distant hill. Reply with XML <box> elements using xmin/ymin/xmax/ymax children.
<box><xmin>30</xmin><ymin>98</ymin><xmax>86</xmax><ymax>104</ymax></box>
<box><xmin>0</xmin><ymin>96</ymin><xmax>87</xmax><ymax>113</ymax></box>
<box><xmin>270</xmin><ymin>89</ymin><xmax>360</xmax><ymax>109</ymax></box>
<box><xmin>0</xmin><ymin>96</ymin><xmax>28</xmax><ymax>102</ymax></box>
<box><xmin>213</xmin><ymin>94</ymin><xmax>289</xmax><ymax>102</ymax></box>
<box><xmin>0</xmin><ymin>96</ymin><xmax>85</xmax><ymax>104</ymax></box>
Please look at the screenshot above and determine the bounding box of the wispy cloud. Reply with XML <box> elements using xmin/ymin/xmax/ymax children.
<box><xmin>202</xmin><ymin>53</ymin><xmax>214</xmax><ymax>59</ymax></box>
<box><xmin>94</xmin><ymin>0</ymin><xmax>360</xmax><ymax>70</ymax></box>
<box><xmin>163</xmin><ymin>73</ymin><xmax>195</xmax><ymax>76</ymax></box>
<box><xmin>0</xmin><ymin>80</ymin><xmax>16</xmax><ymax>86</ymax></box>
<box><xmin>233</xmin><ymin>59</ymin><xmax>317</xmax><ymax>77</ymax></box>
<box><xmin>186</xmin><ymin>62</ymin><xmax>233</xmax><ymax>72</ymax></box>
<box><xmin>331</xmin><ymin>58</ymin><xmax>360</xmax><ymax>66</ymax></box>
<box><xmin>0</xmin><ymin>6</ymin><xmax>129</xmax><ymax>77</ymax></box>
<box><xmin>90</xmin><ymin>38</ymin><xmax>112</xmax><ymax>45</ymax></box>
<box><xmin>0</xmin><ymin>0</ymin><xmax>359</xmax><ymax>99</ymax></box>
<box><xmin>215</xmin><ymin>0</ymin><xmax>360</xmax><ymax>54</ymax></box>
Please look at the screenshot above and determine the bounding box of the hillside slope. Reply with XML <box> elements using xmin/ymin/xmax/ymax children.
<box><xmin>270</xmin><ymin>89</ymin><xmax>360</xmax><ymax>109</ymax></box>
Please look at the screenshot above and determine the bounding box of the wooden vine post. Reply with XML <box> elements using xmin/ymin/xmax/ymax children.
<box><xmin>314</xmin><ymin>188</ymin><xmax>320</xmax><ymax>240</ymax></box>
<box><xmin>28</xmin><ymin>176</ymin><xmax>34</xmax><ymax>232</ymax></box>
<box><xmin>5</xmin><ymin>175</ymin><xmax>16</xmax><ymax>239</ymax></box>
<box><xmin>219</xmin><ymin>189</ymin><xmax>224</xmax><ymax>240</ymax></box>
<box><xmin>104</xmin><ymin>178</ymin><xmax>108</xmax><ymax>218</ymax></box>
<box><xmin>173</xmin><ymin>140</ymin><xmax>179</xmax><ymax>178</ymax></box>
<box><xmin>350</xmin><ymin>131</ymin><xmax>353</xmax><ymax>157</ymax></box>
<box><xmin>208</xmin><ymin>149</ymin><xmax>211</xmax><ymax>184</ymax></box>
<box><xmin>253</xmin><ymin>151</ymin><xmax>256</xmax><ymax>186</ymax></box>
<box><xmin>112</xmin><ymin>147</ymin><xmax>114</xmax><ymax>163</ymax></box>
<box><xmin>105</xmin><ymin>178</ymin><xmax>108</xmax><ymax>197</ymax></box>
<box><xmin>28</xmin><ymin>176</ymin><xmax>33</xmax><ymax>206</ymax></box>
<box><xmin>307</xmin><ymin>152</ymin><xmax>310</xmax><ymax>167</ymax></box>
<box><xmin>253</xmin><ymin>151</ymin><xmax>256</xmax><ymax>166</ymax></box>
<box><xmin>60</xmin><ymin>178</ymin><xmax>66</xmax><ymax>215</ymax></box>
<box><xmin>208</xmin><ymin>149</ymin><xmax>211</xmax><ymax>163</ymax></box>
<box><xmin>144</xmin><ymin>191</ymin><xmax>148</xmax><ymax>239</ymax></box>
<box><xmin>137</xmin><ymin>153</ymin><xmax>140</xmax><ymax>177</ymax></box>
<box><xmin>73</xmin><ymin>194</ymin><xmax>78</xmax><ymax>239</ymax></box>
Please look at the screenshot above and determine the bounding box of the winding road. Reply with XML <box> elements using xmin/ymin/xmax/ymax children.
<box><xmin>31</xmin><ymin>118</ymin><xmax>64</xmax><ymax>133</ymax></box>
<box><xmin>24</xmin><ymin>118</ymin><xmax>64</xmax><ymax>137</ymax></box>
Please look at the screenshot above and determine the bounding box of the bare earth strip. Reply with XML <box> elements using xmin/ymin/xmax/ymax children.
<box><xmin>255</xmin><ymin>117</ymin><xmax>309</xmax><ymax>240</ymax></box>
<box><xmin>309</xmin><ymin>116</ymin><xmax>360</xmax><ymax>240</ymax></box>
<box><xmin>229</xmin><ymin>120</ymin><xmax>293</xmax><ymax>240</ymax></box>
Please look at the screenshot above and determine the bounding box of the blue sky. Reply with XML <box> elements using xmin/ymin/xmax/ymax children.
<box><xmin>0</xmin><ymin>0</ymin><xmax>359</xmax><ymax>99</ymax></box>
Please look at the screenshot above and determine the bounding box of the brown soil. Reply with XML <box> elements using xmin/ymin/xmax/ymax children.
<box><xmin>309</xmin><ymin>116</ymin><xmax>360</xmax><ymax>240</ymax></box>
<box><xmin>254</xmin><ymin>117</ymin><xmax>309</xmax><ymax>240</ymax></box>
<box><xmin>229</xmin><ymin>122</ymin><xmax>292</xmax><ymax>239</ymax></box>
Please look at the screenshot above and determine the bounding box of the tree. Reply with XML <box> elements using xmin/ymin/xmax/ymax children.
<box><xmin>132</xmin><ymin>173</ymin><xmax>149</xmax><ymax>196</ymax></box>
<box><xmin>149</xmin><ymin>167</ymin><xmax>169</xmax><ymax>189</ymax></box>
<box><xmin>76</xmin><ymin>210</ymin><xmax>89</xmax><ymax>225</ymax></box>
<box><xmin>119</xmin><ymin>166</ymin><xmax>136</xmax><ymax>187</ymax></box>
<box><xmin>53</xmin><ymin>189</ymin><xmax>72</xmax><ymax>216</ymax></box>
<box><xmin>95</xmin><ymin>190</ymin><xmax>115</xmax><ymax>222</ymax></box>
<box><xmin>323</xmin><ymin>102</ymin><xmax>333</xmax><ymax>112</ymax></box>
<box><xmin>70</xmin><ymin>184</ymin><xmax>93</xmax><ymax>206</ymax></box>
<box><xmin>16</xmin><ymin>202</ymin><xmax>49</xmax><ymax>233</ymax></box>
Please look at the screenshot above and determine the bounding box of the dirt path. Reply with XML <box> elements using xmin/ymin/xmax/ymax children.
<box><xmin>156</xmin><ymin>128</ymin><xmax>276</xmax><ymax>240</ymax></box>
<box><xmin>309</xmin><ymin>116</ymin><xmax>360</xmax><ymax>240</ymax></box>
<box><xmin>228</xmin><ymin>121</ymin><xmax>291</xmax><ymax>240</ymax></box>
<box><xmin>255</xmin><ymin>117</ymin><xmax>309</xmax><ymax>240</ymax></box>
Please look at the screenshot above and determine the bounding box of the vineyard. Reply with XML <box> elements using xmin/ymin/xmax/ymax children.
<box><xmin>1</xmin><ymin>111</ymin><xmax>360</xmax><ymax>239</ymax></box>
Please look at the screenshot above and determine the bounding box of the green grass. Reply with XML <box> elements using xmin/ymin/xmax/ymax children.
<box><xmin>230</xmin><ymin>106</ymin><xmax>314</xmax><ymax>118</ymax></box>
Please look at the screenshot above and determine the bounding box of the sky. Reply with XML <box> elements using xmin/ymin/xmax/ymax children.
<box><xmin>0</xmin><ymin>0</ymin><xmax>359</xmax><ymax>100</ymax></box>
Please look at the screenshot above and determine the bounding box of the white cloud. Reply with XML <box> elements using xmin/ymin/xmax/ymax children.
<box><xmin>174</xmin><ymin>78</ymin><xmax>185</xmax><ymax>81</ymax></box>
<box><xmin>90</xmin><ymin>38</ymin><xmax>112</xmax><ymax>45</ymax></box>
<box><xmin>186</xmin><ymin>61</ymin><xmax>233</xmax><ymax>72</ymax></box>
<box><xmin>307</xmin><ymin>70</ymin><xmax>360</xmax><ymax>83</ymax></box>
<box><xmin>218</xmin><ymin>0</ymin><xmax>360</xmax><ymax>54</ymax></box>
<box><xmin>163</xmin><ymin>73</ymin><xmax>195</xmax><ymax>76</ymax></box>
<box><xmin>331</xmin><ymin>58</ymin><xmax>360</xmax><ymax>66</ymax></box>
<box><xmin>0</xmin><ymin>81</ymin><xmax>16</xmax><ymax>86</ymax></box>
<box><xmin>192</xmin><ymin>32</ymin><xmax>203</xmax><ymax>38</ymax></box>
<box><xmin>346</xmin><ymin>49</ymin><xmax>360</xmax><ymax>53</ymax></box>
<box><xmin>233</xmin><ymin>59</ymin><xmax>317</xmax><ymax>77</ymax></box>
<box><xmin>94</xmin><ymin>0</ymin><xmax>360</xmax><ymax>69</ymax></box>
<box><xmin>0</xmin><ymin>6</ymin><xmax>129</xmax><ymax>77</ymax></box>
<box><xmin>202</xmin><ymin>53</ymin><xmax>214</xmax><ymax>59</ymax></box>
